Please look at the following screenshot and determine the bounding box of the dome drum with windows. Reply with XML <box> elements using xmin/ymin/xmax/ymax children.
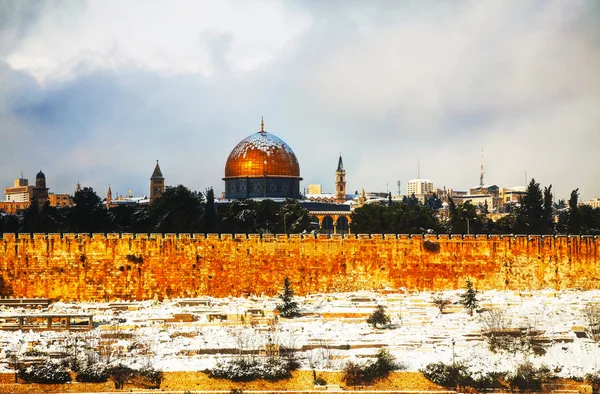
<box><xmin>224</xmin><ymin>119</ymin><xmax>302</xmax><ymax>199</ymax></box>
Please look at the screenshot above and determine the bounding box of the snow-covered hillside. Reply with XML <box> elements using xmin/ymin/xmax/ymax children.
<box><xmin>2</xmin><ymin>289</ymin><xmax>600</xmax><ymax>377</ymax></box>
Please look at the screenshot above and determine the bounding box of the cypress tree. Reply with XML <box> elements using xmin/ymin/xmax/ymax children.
<box><xmin>276</xmin><ymin>277</ymin><xmax>300</xmax><ymax>318</ymax></box>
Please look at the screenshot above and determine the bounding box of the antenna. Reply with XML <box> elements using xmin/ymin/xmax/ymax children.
<box><xmin>417</xmin><ymin>156</ymin><xmax>420</xmax><ymax>179</ymax></box>
<box><xmin>480</xmin><ymin>147</ymin><xmax>484</xmax><ymax>187</ymax></box>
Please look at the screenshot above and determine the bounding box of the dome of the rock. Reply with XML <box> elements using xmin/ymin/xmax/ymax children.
<box><xmin>223</xmin><ymin>120</ymin><xmax>302</xmax><ymax>199</ymax></box>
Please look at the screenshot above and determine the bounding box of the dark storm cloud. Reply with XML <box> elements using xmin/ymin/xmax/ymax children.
<box><xmin>0</xmin><ymin>0</ymin><xmax>599</xmax><ymax>201</ymax></box>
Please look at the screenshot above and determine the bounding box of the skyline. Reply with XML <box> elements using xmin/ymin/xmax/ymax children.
<box><xmin>1</xmin><ymin>0</ymin><xmax>599</xmax><ymax>201</ymax></box>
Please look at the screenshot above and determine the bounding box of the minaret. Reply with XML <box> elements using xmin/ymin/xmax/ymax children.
<box><xmin>106</xmin><ymin>185</ymin><xmax>112</xmax><ymax>209</ymax></box>
<box><xmin>150</xmin><ymin>160</ymin><xmax>165</xmax><ymax>202</ymax></box>
<box><xmin>32</xmin><ymin>170</ymin><xmax>49</xmax><ymax>208</ymax></box>
<box><xmin>335</xmin><ymin>154</ymin><xmax>346</xmax><ymax>203</ymax></box>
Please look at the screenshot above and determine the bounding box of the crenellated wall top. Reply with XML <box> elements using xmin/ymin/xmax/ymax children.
<box><xmin>0</xmin><ymin>233</ymin><xmax>597</xmax><ymax>243</ymax></box>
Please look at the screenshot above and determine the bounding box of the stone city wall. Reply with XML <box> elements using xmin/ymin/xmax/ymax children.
<box><xmin>0</xmin><ymin>233</ymin><xmax>598</xmax><ymax>301</ymax></box>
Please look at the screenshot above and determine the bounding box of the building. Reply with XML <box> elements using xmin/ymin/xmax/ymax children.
<box><xmin>223</xmin><ymin>118</ymin><xmax>302</xmax><ymax>199</ymax></box>
<box><xmin>335</xmin><ymin>155</ymin><xmax>346</xmax><ymax>203</ymax></box>
<box><xmin>307</xmin><ymin>184</ymin><xmax>322</xmax><ymax>195</ymax></box>
<box><xmin>470</xmin><ymin>185</ymin><xmax>499</xmax><ymax>197</ymax></box>
<box><xmin>407</xmin><ymin>179</ymin><xmax>433</xmax><ymax>196</ymax></box>
<box><xmin>48</xmin><ymin>193</ymin><xmax>72</xmax><ymax>207</ymax></box>
<box><xmin>1</xmin><ymin>171</ymin><xmax>72</xmax><ymax>213</ymax></box>
<box><xmin>582</xmin><ymin>198</ymin><xmax>600</xmax><ymax>209</ymax></box>
<box><xmin>32</xmin><ymin>171</ymin><xmax>49</xmax><ymax>207</ymax></box>
<box><xmin>4</xmin><ymin>176</ymin><xmax>33</xmax><ymax>202</ymax></box>
<box><xmin>150</xmin><ymin>161</ymin><xmax>165</xmax><ymax>202</ymax></box>
<box><xmin>499</xmin><ymin>187</ymin><xmax>527</xmax><ymax>204</ymax></box>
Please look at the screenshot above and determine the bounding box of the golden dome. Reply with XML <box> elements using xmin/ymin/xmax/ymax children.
<box><xmin>224</xmin><ymin>126</ymin><xmax>301</xmax><ymax>179</ymax></box>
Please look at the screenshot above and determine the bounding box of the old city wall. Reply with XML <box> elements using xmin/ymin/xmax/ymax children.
<box><xmin>0</xmin><ymin>233</ymin><xmax>598</xmax><ymax>301</ymax></box>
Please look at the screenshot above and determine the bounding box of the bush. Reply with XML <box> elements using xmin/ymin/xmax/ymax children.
<box><xmin>367</xmin><ymin>305</ymin><xmax>391</xmax><ymax>328</ymax></box>
<box><xmin>314</xmin><ymin>376</ymin><xmax>327</xmax><ymax>386</ymax></box>
<box><xmin>209</xmin><ymin>357</ymin><xmax>292</xmax><ymax>382</ymax></box>
<box><xmin>107</xmin><ymin>364</ymin><xmax>137</xmax><ymax>390</ymax></box>
<box><xmin>342</xmin><ymin>348</ymin><xmax>404</xmax><ymax>386</ymax></box>
<box><xmin>18</xmin><ymin>361</ymin><xmax>72</xmax><ymax>384</ymax></box>
<box><xmin>506</xmin><ymin>361</ymin><xmax>552</xmax><ymax>392</ymax></box>
<box><xmin>423</xmin><ymin>239</ymin><xmax>441</xmax><ymax>252</ymax></box>
<box><xmin>76</xmin><ymin>363</ymin><xmax>109</xmax><ymax>383</ymax></box>
<box><xmin>420</xmin><ymin>361</ymin><xmax>472</xmax><ymax>389</ymax></box>
<box><xmin>135</xmin><ymin>366</ymin><xmax>163</xmax><ymax>389</ymax></box>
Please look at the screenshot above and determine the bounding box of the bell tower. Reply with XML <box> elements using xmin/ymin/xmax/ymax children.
<box><xmin>150</xmin><ymin>160</ymin><xmax>165</xmax><ymax>202</ymax></box>
<box><xmin>335</xmin><ymin>154</ymin><xmax>346</xmax><ymax>203</ymax></box>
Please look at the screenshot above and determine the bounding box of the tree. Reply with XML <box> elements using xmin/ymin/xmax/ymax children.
<box><xmin>62</xmin><ymin>187</ymin><xmax>112</xmax><ymax>233</ymax></box>
<box><xmin>149</xmin><ymin>185</ymin><xmax>204</xmax><ymax>233</ymax></box>
<box><xmin>567</xmin><ymin>188</ymin><xmax>581</xmax><ymax>234</ymax></box>
<box><xmin>204</xmin><ymin>187</ymin><xmax>217</xmax><ymax>232</ymax></box>
<box><xmin>276</xmin><ymin>277</ymin><xmax>300</xmax><ymax>318</ymax></box>
<box><xmin>541</xmin><ymin>185</ymin><xmax>554</xmax><ymax>234</ymax></box>
<box><xmin>459</xmin><ymin>279</ymin><xmax>479</xmax><ymax>316</ymax></box>
<box><xmin>432</xmin><ymin>295</ymin><xmax>452</xmax><ymax>314</ymax></box>
<box><xmin>367</xmin><ymin>305</ymin><xmax>391</xmax><ymax>328</ymax></box>
<box><xmin>515</xmin><ymin>179</ymin><xmax>544</xmax><ymax>234</ymax></box>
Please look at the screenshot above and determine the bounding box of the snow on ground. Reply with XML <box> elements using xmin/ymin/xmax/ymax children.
<box><xmin>2</xmin><ymin>289</ymin><xmax>600</xmax><ymax>377</ymax></box>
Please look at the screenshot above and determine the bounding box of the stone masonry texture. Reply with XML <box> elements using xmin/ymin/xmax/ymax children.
<box><xmin>0</xmin><ymin>233</ymin><xmax>598</xmax><ymax>301</ymax></box>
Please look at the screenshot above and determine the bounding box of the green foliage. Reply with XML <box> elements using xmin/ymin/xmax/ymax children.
<box><xmin>76</xmin><ymin>364</ymin><xmax>109</xmax><ymax>383</ymax></box>
<box><xmin>351</xmin><ymin>201</ymin><xmax>442</xmax><ymax>234</ymax></box>
<box><xmin>107</xmin><ymin>364</ymin><xmax>137</xmax><ymax>390</ymax></box>
<box><xmin>149</xmin><ymin>184</ymin><xmax>205</xmax><ymax>233</ymax></box>
<box><xmin>420</xmin><ymin>361</ymin><xmax>472</xmax><ymax>389</ymax></box>
<box><xmin>18</xmin><ymin>361</ymin><xmax>72</xmax><ymax>384</ymax></box>
<box><xmin>136</xmin><ymin>366</ymin><xmax>163</xmax><ymax>389</ymax></box>
<box><xmin>505</xmin><ymin>361</ymin><xmax>552</xmax><ymax>392</ymax></box>
<box><xmin>367</xmin><ymin>305</ymin><xmax>391</xmax><ymax>328</ymax></box>
<box><xmin>459</xmin><ymin>279</ymin><xmax>479</xmax><ymax>315</ymax></box>
<box><xmin>209</xmin><ymin>357</ymin><xmax>292</xmax><ymax>382</ymax></box>
<box><xmin>342</xmin><ymin>348</ymin><xmax>403</xmax><ymax>386</ymax></box>
<box><xmin>276</xmin><ymin>277</ymin><xmax>300</xmax><ymax>318</ymax></box>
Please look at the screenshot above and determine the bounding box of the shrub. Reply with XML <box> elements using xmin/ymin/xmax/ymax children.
<box><xmin>76</xmin><ymin>363</ymin><xmax>109</xmax><ymax>383</ymax></box>
<box><xmin>367</xmin><ymin>305</ymin><xmax>391</xmax><ymax>328</ymax></box>
<box><xmin>18</xmin><ymin>361</ymin><xmax>72</xmax><ymax>384</ymax></box>
<box><xmin>209</xmin><ymin>357</ymin><xmax>292</xmax><ymax>382</ymax></box>
<box><xmin>585</xmin><ymin>372</ymin><xmax>600</xmax><ymax>393</ymax></box>
<box><xmin>420</xmin><ymin>361</ymin><xmax>472</xmax><ymax>389</ymax></box>
<box><xmin>505</xmin><ymin>361</ymin><xmax>552</xmax><ymax>392</ymax></box>
<box><xmin>136</xmin><ymin>366</ymin><xmax>163</xmax><ymax>389</ymax></box>
<box><xmin>423</xmin><ymin>239</ymin><xmax>441</xmax><ymax>253</ymax></box>
<box><xmin>314</xmin><ymin>376</ymin><xmax>327</xmax><ymax>386</ymax></box>
<box><xmin>342</xmin><ymin>348</ymin><xmax>404</xmax><ymax>386</ymax></box>
<box><xmin>107</xmin><ymin>364</ymin><xmax>137</xmax><ymax>390</ymax></box>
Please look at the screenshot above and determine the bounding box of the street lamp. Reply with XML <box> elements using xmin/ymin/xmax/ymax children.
<box><xmin>462</xmin><ymin>209</ymin><xmax>470</xmax><ymax>235</ymax></box>
<box><xmin>451</xmin><ymin>338</ymin><xmax>455</xmax><ymax>365</ymax></box>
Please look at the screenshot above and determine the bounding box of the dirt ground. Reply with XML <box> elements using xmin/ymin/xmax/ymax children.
<box><xmin>0</xmin><ymin>370</ymin><xmax>448</xmax><ymax>392</ymax></box>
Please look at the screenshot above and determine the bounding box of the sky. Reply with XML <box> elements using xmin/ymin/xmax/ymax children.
<box><xmin>0</xmin><ymin>0</ymin><xmax>599</xmax><ymax>201</ymax></box>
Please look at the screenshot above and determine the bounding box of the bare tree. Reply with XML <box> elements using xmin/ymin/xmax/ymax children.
<box><xmin>432</xmin><ymin>294</ymin><xmax>452</xmax><ymax>314</ymax></box>
<box><xmin>583</xmin><ymin>303</ymin><xmax>600</xmax><ymax>342</ymax></box>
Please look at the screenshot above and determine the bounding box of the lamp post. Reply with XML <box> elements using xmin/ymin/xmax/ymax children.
<box><xmin>462</xmin><ymin>209</ymin><xmax>470</xmax><ymax>235</ymax></box>
<box><xmin>451</xmin><ymin>338</ymin><xmax>455</xmax><ymax>365</ymax></box>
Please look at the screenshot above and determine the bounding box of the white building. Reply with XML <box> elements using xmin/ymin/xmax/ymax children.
<box><xmin>4</xmin><ymin>177</ymin><xmax>33</xmax><ymax>202</ymax></box>
<box><xmin>406</xmin><ymin>179</ymin><xmax>433</xmax><ymax>196</ymax></box>
<box><xmin>583</xmin><ymin>198</ymin><xmax>600</xmax><ymax>209</ymax></box>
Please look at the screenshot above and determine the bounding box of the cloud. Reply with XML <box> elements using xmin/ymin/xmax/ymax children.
<box><xmin>0</xmin><ymin>0</ymin><xmax>598</xmax><ymax>202</ymax></box>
